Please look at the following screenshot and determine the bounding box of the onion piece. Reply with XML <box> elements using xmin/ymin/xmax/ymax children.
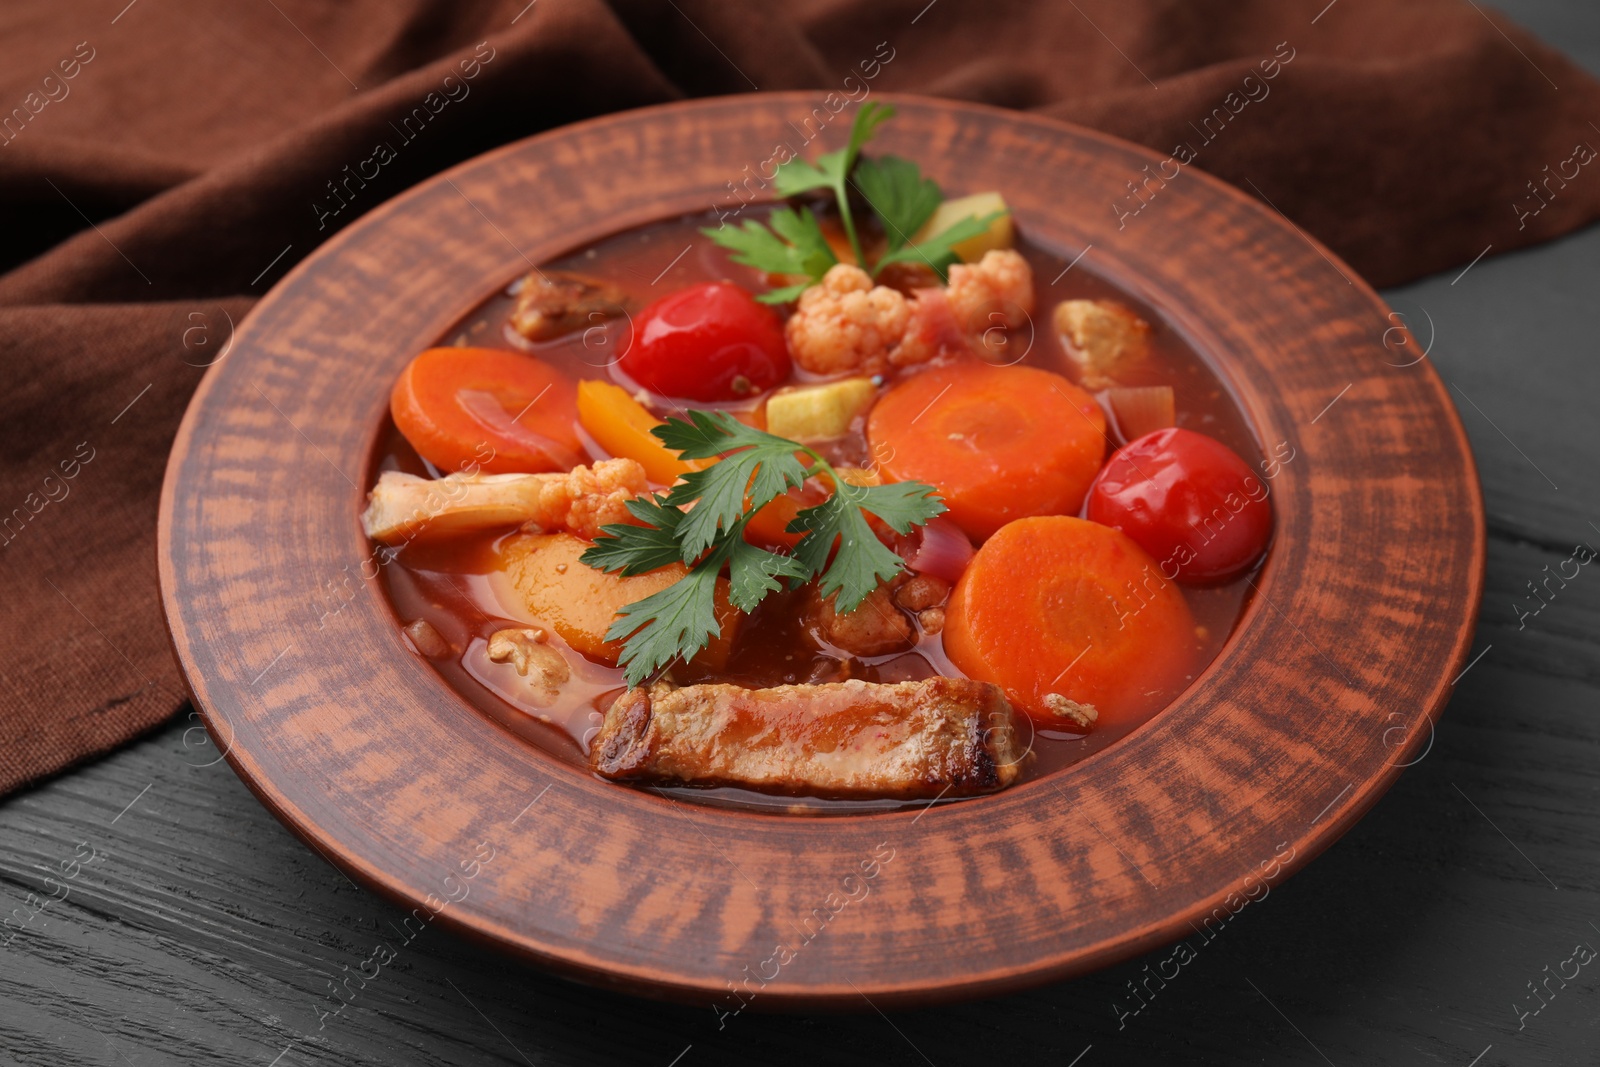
<box><xmin>1103</xmin><ymin>385</ymin><xmax>1176</xmax><ymax>444</ymax></box>
<box><xmin>905</xmin><ymin>516</ymin><xmax>975</xmax><ymax>584</ymax></box>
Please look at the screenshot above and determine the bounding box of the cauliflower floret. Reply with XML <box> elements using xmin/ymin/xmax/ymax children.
<box><xmin>526</xmin><ymin>457</ymin><xmax>648</xmax><ymax>540</ymax></box>
<box><xmin>784</xmin><ymin>264</ymin><xmax>910</xmax><ymax>376</ymax></box>
<box><xmin>784</xmin><ymin>254</ymin><xmax>1034</xmax><ymax>375</ymax></box>
<box><xmin>945</xmin><ymin>249</ymin><xmax>1035</xmax><ymax>333</ymax></box>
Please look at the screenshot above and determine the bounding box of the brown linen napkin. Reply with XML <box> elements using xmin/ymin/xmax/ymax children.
<box><xmin>2</xmin><ymin>0</ymin><xmax>1596</xmax><ymax>796</ymax></box>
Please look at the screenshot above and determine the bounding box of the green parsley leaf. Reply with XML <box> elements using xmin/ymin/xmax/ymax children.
<box><xmin>604</xmin><ymin>551</ymin><xmax>725</xmax><ymax>687</ymax></box>
<box><xmin>852</xmin><ymin>155</ymin><xmax>942</xmax><ymax>254</ymax></box>
<box><xmin>769</xmin><ymin>156</ymin><xmax>833</xmax><ymax>199</ymax></box>
<box><xmin>648</xmin><ymin>407</ymin><xmax>743</xmax><ymax>459</ymax></box>
<box><xmin>726</xmin><ymin>531</ymin><xmax>810</xmax><ymax>613</ymax></box>
<box><xmin>700</xmin><ymin>206</ymin><xmax>837</xmax><ymax>303</ymax></box>
<box><xmin>656</xmin><ymin>411</ymin><xmax>811</xmax><ymax>560</ymax></box>
<box><xmin>768</xmin><ymin>206</ymin><xmax>838</xmax><ymax>271</ymax></box>
<box><xmin>712</xmin><ymin>105</ymin><xmax>999</xmax><ymax>296</ymax></box>
<box><xmin>842</xmin><ymin>479</ymin><xmax>948</xmax><ymax>533</ymax></box>
<box><xmin>580</xmin><ymin>495</ymin><xmax>687</xmax><ymax>576</ymax></box>
<box><xmin>873</xmin><ymin>210</ymin><xmax>1005</xmax><ymax>280</ymax></box>
<box><xmin>786</xmin><ymin>493</ymin><xmax>904</xmax><ymax>613</ymax></box>
<box><xmin>787</xmin><ymin>478</ymin><xmax>945</xmax><ymax>612</ymax></box>
<box><xmin>586</xmin><ymin>407</ymin><xmax>944</xmax><ymax>684</ymax></box>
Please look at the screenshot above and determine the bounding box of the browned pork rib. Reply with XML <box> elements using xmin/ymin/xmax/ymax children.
<box><xmin>590</xmin><ymin>677</ymin><xmax>1028</xmax><ymax>798</ymax></box>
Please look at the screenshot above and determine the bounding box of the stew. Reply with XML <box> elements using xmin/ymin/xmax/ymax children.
<box><xmin>365</xmin><ymin>107</ymin><xmax>1273</xmax><ymax>814</ymax></box>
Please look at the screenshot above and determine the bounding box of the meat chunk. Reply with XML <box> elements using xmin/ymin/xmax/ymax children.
<box><xmin>1043</xmin><ymin>693</ymin><xmax>1098</xmax><ymax>729</ymax></box>
<box><xmin>873</xmin><ymin>259</ymin><xmax>943</xmax><ymax>294</ymax></box>
<box><xmin>508</xmin><ymin>270</ymin><xmax>629</xmax><ymax>342</ymax></box>
<box><xmin>486</xmin><ymin>627</ymin><xmax>570</xmax><ymax>707</ymax></box>
<box><xmin>805</xmin><ymin>581</ymin><xmax>915</xmax><ymax>657</ymax></box>
<box><xmin>1053</xmin><ymin>299</ymin><xmax>1150</xmax><ymax>388</ymax></box>
<box><xmin>591</xmin><ymin>677</ymin><xmax>1028</xmax><ymax>798</ymax></box>
<box><xmin>893</xmin><ymin>574</ymin><xmax>950</xmax><ymax>613</ymax></box>
<box><xmin>361</xmin><ymin>458</ymin><xmax>647</xmax><ymax>544</ymax></box>
<box><xmin>893</xmin><ymin>287</ymin><xmax>971</xmax><ymax>368</ymax></box>
<box><xmin>784</xmin><ymin>264</ymin><xmax>910</xmax><ymax>377</ymax></box>
<box><xmin>892</xmin><ymin>575</ymin><xmax>950</xmax><ymax>636</ymax></box>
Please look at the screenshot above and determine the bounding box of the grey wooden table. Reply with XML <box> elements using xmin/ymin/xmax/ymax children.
<box><xmin>5</xmin><ymin>3</ymin><xmax>1598</xmax><ymax>1064</ymax></box>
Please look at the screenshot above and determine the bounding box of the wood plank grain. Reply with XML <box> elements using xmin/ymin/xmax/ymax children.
<box><xmin>6</xmin><ymin>0</ymin><xmax>1600</xmax><ymax>1058</ymax></box>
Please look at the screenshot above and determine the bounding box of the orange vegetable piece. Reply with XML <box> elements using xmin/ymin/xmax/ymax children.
<box><xmin>743</xmin><ymin>466</ymin><xmax>879</xmax><ymax>551</ymax></box>
<box><xmin>391</xmin><ymin>347</ymin><xmax>581</xmax><ymax>474</ymax></box>
<box><xmin>745</xmin><ymin>489</ymin><xmax>806</xmax><ymax>550</ymax></box>
<box><xmin>578</xmin><ymin>379</ymin><xmax>802</xmax><ymax>546</ymax></box>
<box><xmin>576</xmin><ymin>380</ymin><xmax>707</xmax><ymax>486</ymax></box>
<box><xmin>867</xmin><ymin>363</ymin><xmax>1107</xmax><ymax>542</ymax></box>
<box><xmin>942</xmin><ymin>516</ymin><xmax>1200</xmax><ymax>726</ymax></box>
<box><xmin>492</xmin><ymin>532</ymin><xmax>740</xmax><ymax>670</ymax></box>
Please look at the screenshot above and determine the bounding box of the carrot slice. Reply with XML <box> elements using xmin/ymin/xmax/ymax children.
<box><xmin>392</xmin><ymin>348</ymin><xmax>581</xmax><ymax>474</ymax></box>
<box><xmin>745</xmin><ymin>488</ymin><xmax>806</xmax><ymax>549</ymax></box>
<box><xmin>743</xmin><ymin>476</ymin><xmax>837</xmax><ymax>550</ymax></box>
<box><xmin>942</xmin><ymin>516</ymin><xmax>1200</xmax><ymax>726</ymax></box>
<box><xmin>867</xmin><ymin>363</ymin><xmax>1107</xmax><ymax>542</ymax></box>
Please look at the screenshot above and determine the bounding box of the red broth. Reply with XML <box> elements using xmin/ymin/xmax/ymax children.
<box><xmin>372</xmin><ymin>209</ymin><xmax>1265</xmax><ymax>814</ymax></box>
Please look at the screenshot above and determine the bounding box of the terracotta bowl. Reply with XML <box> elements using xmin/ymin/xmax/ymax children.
<box><xmin>158</xmin><ymin>93</ymin><xmax>1483</xmax><ymax>1008</ymax></box>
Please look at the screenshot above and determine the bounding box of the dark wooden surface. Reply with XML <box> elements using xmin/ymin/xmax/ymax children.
<box><xmin>6</xmin><ymin>2</ymin><xmax>1599</xmax><ymax>1064</ymax></box>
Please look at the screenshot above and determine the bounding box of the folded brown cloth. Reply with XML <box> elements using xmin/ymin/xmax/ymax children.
<box><xmin>2</xmin><ymin>0</ymin><xmax>1596</xmax><ymax>796</ymax></box>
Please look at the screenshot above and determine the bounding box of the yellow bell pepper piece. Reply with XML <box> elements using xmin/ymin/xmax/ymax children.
<box><xmin>912</xmin><ymin>191</ymin><xmax>1014</xmax><ymax>263</ymax></box>
<box><xmin>576</xmin><ymin>380</ymin><xmax>701</xmax><ymax>486</ymax></box>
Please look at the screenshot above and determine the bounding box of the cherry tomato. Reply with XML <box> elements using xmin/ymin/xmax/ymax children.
<box><xmin>1085</xmin><ymin>427</ymin><xmax>1272</xmax><ymax>583</ymax></box>
<box><xmin>619</xmin><ymin>281</ymin><xmax>790</xmax><ymax>401</ymax></box>
<box><xmin>391</xmin><ymin>347</ymin><xmax>582</xmax><ymax>474</ymax></box>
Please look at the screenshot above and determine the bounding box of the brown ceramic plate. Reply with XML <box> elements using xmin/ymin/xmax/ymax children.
<box><xmin>157</xmin><ymin>93</ymin><xmax>1483</xmax><ymax>1007</ymax></box>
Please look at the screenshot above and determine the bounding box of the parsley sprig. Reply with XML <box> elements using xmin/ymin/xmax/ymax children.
<box><xmin>579</xmin><ymin>411</ymin><xmax>945</xmax><ymax>686</ymax></box>
<box><xmin>768</xmin><ymin>101</ymin><xmax>892</xmax><ymax>268</ymax></box>
<box><xmin>702</xmin><ymin>103</ymin><xmax>1003</xmax><ymax>302</ymax></box>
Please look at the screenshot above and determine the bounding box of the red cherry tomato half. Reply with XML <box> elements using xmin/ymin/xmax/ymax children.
<box><xmin>619</xmin><ymin>281</ymin><xmax>790</xmax><ymax>402</ymax></box>
<box><xmin>1086</xmin><ymin>427</ymin><xmax>1272</xmax><ymax>583</ymax></box>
